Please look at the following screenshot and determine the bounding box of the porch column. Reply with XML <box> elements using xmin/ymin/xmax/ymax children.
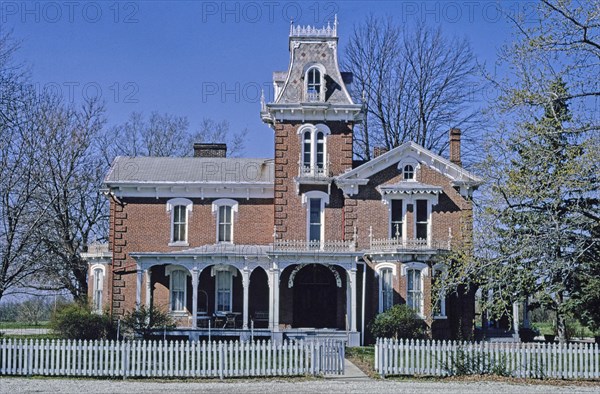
<box><xmin>269</xmin><ymin>268</ymin><xmax>280</xmax><ymax>331</ymax></box>
<box><xmin>348</xmin><ymin>268</ymin><xmax>357</xmax><ymax>332</ymax></box>
<box><xmin>136</xmin><ymin>266</ymin><xmax>143</xmax><ymax>311</ymax></box>
<box><xmin>144</xmin><ymin>269</ymin><xmax>151</xmax><ymax>308</ymax></box>
<box><xmin>242</xmin><ymin>268</ymin><xmax>250</xmax><ymax>329</ymax></box>
<box><xmin>191</xmin><ymin>268</ymin><xmax>200</xmax><ymax>329</ymax></box>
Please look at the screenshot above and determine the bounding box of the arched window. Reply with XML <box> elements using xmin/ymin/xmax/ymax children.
<box><xmin>91</xmin><ymin>266</ymin><xmax>104</xmax><ymax>313</ymax></box>
<box><xmin>316</xmin><ymin>131</ymin><xmax>324</xmax><ymax>170</ymax></box>
<box><xmin>433</xmin><ymin>267</ymin><xmax>447</xmax><ymax>318</ymax></box>
<box><xmin>298</xmin><ymin>124</ymin><xmax>330</xmax><ymax>177</ymax></box>
<box><xmin>306</xmin><ymin>67</ymin><xmax>321</xmax><ymax>102</ymax></box>
<box><xmin>303</xmin><ymin>131</ymin><xmax>312</xmax><ymax>168</ymax></box>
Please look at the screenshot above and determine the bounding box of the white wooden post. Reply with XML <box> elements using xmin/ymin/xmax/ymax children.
<box><xmin>191</xmin><ymin>268</ymin><xmax>199</xmax><ymax>329</ymax></box>
<box><xmin>512</xmin><ymin>302</ymin><xmax>520</xmax><ymax>340</ymax></box>
<box><xmin>135</xmin><ymin>267</ymin><xmax>143</xmax><ymax>311</ymax></box>
<box><xmin>242</xmin><ymin>268</ymin><xmax>250</xmax><ymax>329</ymax></box>
<box><xmin>144</xmin><ymin>269</ymin><xmax>151</xmax><ymax>308</ymax></box>
<box><xmin>348</xmin><ymin>268</ymin><xmax>357</xmax><ymax>332</ymax></box>
<box><xmin>269</xmin><ymin>268</ymin><xmax>280</xmax><ymax>332</ymax></box>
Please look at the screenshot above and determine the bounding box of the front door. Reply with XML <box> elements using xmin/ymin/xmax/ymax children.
<box><xmin>292</xmin><ymin>264</ymin><xmax>337</xmax><ymax>328</ymax></box>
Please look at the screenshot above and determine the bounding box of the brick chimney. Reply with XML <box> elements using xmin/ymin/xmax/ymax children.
<box><xmin>193</xmin><ymin>143</ymin><xmax>227</xmax><ymax>158</ymax></box>
<box><xmin>449</xmin><ymin>128</ymin><xmax>461</xmax><ymax>166</ymax></box>
<box><xmin>373</xmin><ymin>146</ymin><xmax>389</xmax><ymax>158</ymax></box>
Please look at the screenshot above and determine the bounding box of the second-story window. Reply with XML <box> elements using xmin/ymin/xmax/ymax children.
<box><xmin>390</xmin><ymin>200</ymin><xmax>403</xmax><ymax>239</ymax></box>
<box><xmin>173</xmin><ymin>205</ymin><xmax>187</xmax><ymax>242</ymax></box>
<box><xmin>415</xmin><ymin>199</ymin><xmax>429</xmax><ymax>240</ymax></box>
<box><xmin>309</xmin><ymin>198</ymin><xmax>322</xmax><ymax>242</ymax></box>
<box><xmin>212</xmin><ymin>199</ymin><xmax>239</xmax><ymax>244</ymax></box>
<box><xmin>218</xmin><ymin>205</ymin><xmax>233</xmax><ymax>243</ymax></box>
<box><xmin>166</xmin><ymin>198</ymin><xmax>193</xmax><ymax>246</ymax></box>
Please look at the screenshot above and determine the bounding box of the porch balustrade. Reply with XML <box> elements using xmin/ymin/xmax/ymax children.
<box><xmin>369</xmin><ymin>237</ymin><xmax>451</xmax><ymax>252</ymax></box>
<box><xmin>273</xmin><ymin>239</ymin><xmax>356</xmax><ymax>252</ymax></box>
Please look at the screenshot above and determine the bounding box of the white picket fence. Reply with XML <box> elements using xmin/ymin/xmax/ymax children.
<box><xmin>375</xmin><ymin>338</ymin><xmax>600</xmax><ymax>379</ymax></box>
<box><xmin>0</xmin><ymin>338</ymin><xmax>344</xmax><ymax>378</ymax></box>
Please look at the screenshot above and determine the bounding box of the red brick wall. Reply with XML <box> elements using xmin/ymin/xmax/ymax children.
<box><xmin>109</xmin><ymin>197</ymin><xmax>274</xmax><ymax>318</ymax></box>
<box><xmin>274</xmin><ymin>121</ymin><xmax>354</xmax><ymax>241</ymax></box>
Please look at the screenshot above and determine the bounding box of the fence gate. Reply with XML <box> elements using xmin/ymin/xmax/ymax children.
<box><xmin>316</xmin><ymin>339</ymin><xmax>345</xmax><ymax>375</ymax></box>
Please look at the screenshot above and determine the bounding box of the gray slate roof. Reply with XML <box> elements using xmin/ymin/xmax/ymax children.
<box><xmin>105</xmin><ymin>156</ymin><xmax>274</xmax><ymax>184</ymax></box>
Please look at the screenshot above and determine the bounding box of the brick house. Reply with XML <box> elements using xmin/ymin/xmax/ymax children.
<box><xmin>88</xmin><ymin>21</ymin><xmax>482</xmax><ymax>345</ymax></box>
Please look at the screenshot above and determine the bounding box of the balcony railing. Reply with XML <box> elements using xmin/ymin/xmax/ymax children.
<box><xmin>299</xmin><ymin>165</ymin><xmax>329</xmax><ymax>178</ymax></box>
<box><xmin>273</xmin><ymin>239</ymin><xmax>355</xmax><ymax>253</ymax></box>
<box><xmin>369</xmin><ymin>237</ymin><xmax>451</xmax><ymax>252</ymax></box>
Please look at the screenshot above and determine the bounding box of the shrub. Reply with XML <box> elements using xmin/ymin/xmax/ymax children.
<box><xmin>369</xmin><ymin>304</ymin><xmax>427</xmax><ymax>339</ymax></box>
<box><xmin>50</xmin><ymin>303</ymin><xmax>114</xmax><ymax>340</ymax></box>
<box><xmin>121</xmin><ymin>305</ymin><xmax>175</xmax><ymax>339</ymax></box>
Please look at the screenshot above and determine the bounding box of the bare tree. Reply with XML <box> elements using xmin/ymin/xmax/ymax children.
<box><xmin>106</xmin><ymin>113</ymin><xmax>247</xmax><ymax>158</ymax></box>
<box><xmin>191</xmin><ymin>118</ymin><xmax>247</xmax><ymax>158</ymax></box>
<box><xmin>343</xmin><ymin>17</ymin><xmax>481</xmax><ymax>161</ymax></box>
<box><xmin>33</xmin><ymin>97</ymin><xmax>108</xmax><ymax>302</ymax></box>
<box><xmin>0</xmin><ymin>33</ymin><xmax>50</xmax><ymax>302</ymax></box>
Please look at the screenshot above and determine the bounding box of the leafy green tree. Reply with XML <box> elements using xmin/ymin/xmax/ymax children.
<box><xmin>50</xmin><ymin>302</ymin><xmax>114</xmax><ymax>340</ymax></box>
<box><xmin>369</xmin><ymin>304</ymin><xmax>427</xmax><ymax>339</ymax></box>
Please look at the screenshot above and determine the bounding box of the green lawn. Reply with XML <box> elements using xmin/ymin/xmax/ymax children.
<box><xmin>0</xmin><ymin>321</ymin><xmax>50</xmax><ymax>329</ymax></box>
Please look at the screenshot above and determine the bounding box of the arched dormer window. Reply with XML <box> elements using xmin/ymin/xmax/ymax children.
<box><xmin>305</xmin><ymin>65</ymin><xmax>324</xmax><ymax>102</ymax></box>
<box><xmin>403</xmin><ymin>165</ymin><xmax>414</xmax><ymax>180</ymax></box>
<box><xmin>298</xmin><ymin>123</ymin><xmax>330</xmax><ymax>177</ymax></box>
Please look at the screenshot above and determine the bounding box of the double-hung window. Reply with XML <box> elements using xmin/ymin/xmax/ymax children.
<box><xmin>212</xmin><ymin>199</ymin><xmax>238</xmax><ymax>244</ymax></box>
<box><xmin>92</xmin><ymin>267</ymin><xmax>103</xmax><ymax>313</ymax></box>
<box><xmin>309</xmin><ymin>198</ymin><xmax>322</xmax><ymax>242</ymax></box>
<box><xmin>167</xmin><ymin>198</ymin><xmax>193</xmax><ymax>246</ymax></box>
<box><xmin>381</xmin><ymin>268</ymin><xmax>394</xmax><ymax>312</ymax></box>
<box><xmin>218</xmin><ymin>205</ymin><xmax>233</xmax><ymax>243</ymax></box>
<box><xmin>170</xmin><ymin>270</ymin><xmax>186</xmax><ymax>312</ymax></box>
<box><xmin>407</xmin><ymin>268</ymin><xmax>423</xmax><ymax>315</ymax></box>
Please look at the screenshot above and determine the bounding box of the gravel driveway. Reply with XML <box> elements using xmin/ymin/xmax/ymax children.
<box><xmin>2</xmin><ymin>377</ymin><xmax>599</xmax><ymax>393</ymax></box>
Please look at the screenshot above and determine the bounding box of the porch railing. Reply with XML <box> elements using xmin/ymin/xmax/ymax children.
<box><xmin>369</xmin><ymin>237</ymin><xmax>451</xmax><ymax>252</ymax></box>
<box><xmin>273</xmin><ymin>239</ymin><xmax>355</xmax><ymax>252</ymax></box>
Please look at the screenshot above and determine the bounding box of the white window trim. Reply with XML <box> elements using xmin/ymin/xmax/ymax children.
<box><xmin>302</xmin><ymin>190</ymin><xmax>329</xmax><ymax>244</ymax></box>
<box><xmin>304</xmin><ymin>64</ymin><xmax>326</xmax><ymax>102</ymax></box>
<box><xmin>90</xmin><ymin>264</ymin><xmax>106</xmax><ymax>313</ymax></box>
<box><xmin>401</xmin><ymin>262</ymin><xmax>428</xmax><ymax>318</ymax></box>
<box><xmin>165</xmin><ymin>265</ymin><xmax>190</xmax><ymax>314</ymax></box>
<box><xmin>432</xmin><ymin>263</ymin><xmax>447</xmax><ymax>319</ymax></box>
<box><xmin>297</xmin><ymin>123</ymin><xmax>331</xmax><ymax>177</ymax></box>
<box><xmin>166</xmin><ymin>198</ymin><xmax>193</xmax><ymax>246</ymax></box>
<box><xmin>414</xmin><ymin>197</ymin><xmax>434</xmax><ymax>244</ymax></box>
<box><xmin>212</xmin><ymin>199</ymin><xmax>239</xmax><ymax>244</ymax></box>
<box><xmin>375</xmin><ymin>262</ymin><xmax>397</xmax><ymax>313</ymax></box>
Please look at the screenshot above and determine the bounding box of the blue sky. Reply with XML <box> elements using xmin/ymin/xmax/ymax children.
<box><xmin>1</xmin><ymin>1</ymin><xmax>526</xmax><ymax>158</ymax></box>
